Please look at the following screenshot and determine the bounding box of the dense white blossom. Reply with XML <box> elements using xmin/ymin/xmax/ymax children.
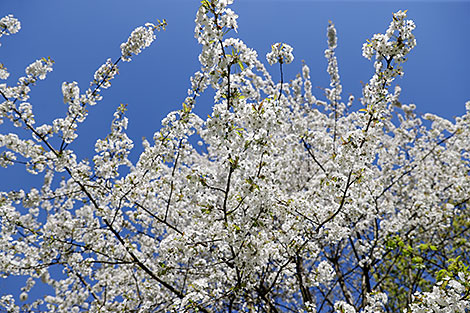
<box><xmin>25</xmin><ymin>59</ymin><xmax>53</xmax><ymax>80</ymax></box>
<box><xmin>91</xmin><ymin>58</ymin><xmax>118</xmax><ymax>89</ymax></box>
<box><xmin>327</xmin><ymin>21</ymin><xmax>337</xmax><ymax>49</ymax></box>
<box><xmin>121</xmin><ymin>22</ymin><xmax>165</xmax><ymax>61</ymax></box>
<box><xmin>0</xmin><ymin>64</ymin><xmax>9</xmax><ymax>80</ymax></box>
<box><xmin>406</xmin><ymin>272</ymin><xmax>470</xmax><ymax>313</ymax></box>
<box><xmin>334</xmin><ymin>301</ymin><xmax>357</xmax><ymax>313</ymax></box>
<box><xmin>316</xmin><ymin>260</ymin><xmax>335</xmax><ymax>284</ymax></box>
<box><xmin>0</xmin><ymin>14</ymin><xmax>20</xmax><ymax>45</ymax></box>
<box><xmin>0</xmin><ymin>4</ymin><xmax>469</xmax><ymax>313</ymax></box>
<box><xmin>61</xmin><ymin>81</ymin><xmax>80</xmax><ymax>104</ymax></box>
<box><xmin>266</xmin><ymin>42</ymin><xmax>294</xmax><ymax>65</ymax></box>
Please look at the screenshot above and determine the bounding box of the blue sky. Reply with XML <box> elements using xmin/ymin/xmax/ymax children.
<box><xmin>1</xmin><ymin>0</ymin><xmax>469</xmax><ymax>170</ymax></box>
<box><xmin>1</xmin><ymin>0</ymin><xmax>470</xmax><ymax>305</ymax></box>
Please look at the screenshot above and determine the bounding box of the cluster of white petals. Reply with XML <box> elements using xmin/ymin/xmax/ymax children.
<box><xmin>324</xmin><ymin>21</ymin><xmax>344</xmax><ymax>118</ymax></box>
<box><xmin>327</xmin><ymin>21</ymin><xmax>337</xmax><ymax>49</ymax></box>
<box><xmin>196</xmin><ymin>0</ymin><xmax>237</xmax><ymax>45</ymax></box>
<box><xmin>61</xmin><ymin>81</ymin><xmax>79</xmax><ymax>104</ymax></box>
<box><xmin>316</xmin><ymin>260</ymin><xmax>335</xmax><ymax>284</ymax></box>
<box><xmin>0</xmin><ymin>57</ymin><xmax>54</xmax><ymax>119</ymax></box>
<box><xmin>93</xmin><ymin>105</ymin><xmax>133</xmax><ymax>179</ymax></box>
<box><xmin>121</xmin><ymin>22</ymin><xmax>165</xmax><ymax>61</ymax></box>
<box><xmin>363</xmin><ymin>292</ymin><xmax>388</xmax><ymax>313</ymax></box>
<box><xmin>25</xmin><ymin>59</ymin><xmax>53</xmax><ymax>80</ymax></box>
<box><xmin>0</xmin><ymin>14</ymin><xmax>21</xmax><ymax>45</ymax></box>
<box><xmin>0</xmin><ymin>64</ymin><xmax>9</xmax><ymax>80</ymax></box>
<box><xmin>362</xmin><ymin>10</ymin><xmax>416</xmax><ymax>74</ymax></box>
<box><xmin>266</xmin><ymin>42</ymin><xmax>294</xmax><ymax>65</ymax></box>
<box><xmin>334</xmin><ymin>301</ymin><xmax>357</xmax><ymax>313</ymax></box>
<box><xmin>92</xmin><ymin>58</ymin><xmax>118</xmax><ymax>90</ymax></box>
<box><xmin>360</xmin><ymin>10</ymin><xmax>418</xmax><ymax>121</ymax></box>
<box><xmin>406</xmin><ymin>272</ymin><xmax>470</xmax><ymax>313</ymax></box>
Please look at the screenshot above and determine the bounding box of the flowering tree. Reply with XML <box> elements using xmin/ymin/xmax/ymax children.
<box><xmin>1</xmin><ymin>1</ymin><xmax>470</xmax><ymax>312</ymax></box>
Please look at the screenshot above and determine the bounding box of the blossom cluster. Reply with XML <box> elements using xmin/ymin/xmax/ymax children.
<box><xmin>0</xmin><ymin>14</ymin><xmax>20</xmax><ymax>43</ymax></box>
<box><xmin>0</xmin><ymin>64</ymin><xmax>9</xmax><ymax>80</ymax></box>
<box><xmin>360</xmin><ymin>10</ymin><xmax>418</xmax><ymax>121</ymax></box>
<box><xmin>25</xmin><ymin>58</ymin><xmax>53</xmax><ymax>80</ymax></box>
<box><xmin>266</xmin><ymin>42</ymin><xmax>294</xmax><ymax>65</ymax></box>
<box><xmin>0</xmin><ymin>57</ymin><xmax>54</xmax><ymax>104</ymax></box>
<box><xmin>362</xmin><ymin>10</ymin><xmax>416</xmax><ymax>62</ymax></box>
<box><xmin>121</xmin><ymin>21</ymin><xmax>165</xmax><ymax>61</ymax></box>
<box><xmin>406</xmin><ymin>272</ymin><xmax>470</xmax><ymax>313</ymax></box>
<box><xmin>324</xmin><ymin>21</ymin><xmax>344</xmax><ymax>116</ymax></box>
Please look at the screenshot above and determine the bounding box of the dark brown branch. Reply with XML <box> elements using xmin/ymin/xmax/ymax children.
<box><xmin>164</xmin><ymin>139</ymin><xmax>182</xmax><ymax>221</ymax></box>
<box><xmin>278</xmin><ymin>62</ymin><xmax>284</xmax><ymax>101</ymax></box>
<box><xmin>302</xmin><ymin>139</ymin><xmax>327</xmax><ymax>174</ymax></box>
<box><xmin>133</xmin><ymin>201</ymin><xmax>183</xmax><ymax>235</ymax></box>
<box><xmin>222</xmin><ymin>161</ymin><xmax>235</xmax><ymax>223</ymax></box>
<box><xmin>295</xmin><ymin>255</ymin><xmax>314</xmax><ymax>306</ymax></box>
<box><xmin>328</xmin><ymin>253</ymin><xmax>354</xmax><ymax>305</ymax></box>
<box><xmin>316</xmin><ymin>170</ymin><xmax>353</xmax><ymax>232</ymax></box>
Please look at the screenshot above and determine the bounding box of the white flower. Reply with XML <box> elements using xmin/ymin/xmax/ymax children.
<box><xmin>266</xmin><ymin>42</ymin><xmax>294</xmax><ymax>65</ymax></box>
<box><xmin>121</xmin><ymin>23</ymin><xmax>157</xmax><ymax>62</ymax></box>
<box><xmin>317</xmin><ymin>260</ymin><xmax>335</xmax><ymax>284</ymax></box>
<box><xmin>19</xmin><ymin>292</ymin><xmax>28</xmax><ymax>302</ymax></box>
<box><xmin>220</xmin><ymin>8</ymin><xmax>238</xmax><ymax>32</ymax></box>
<box><xmin>0</xmin><ymin>64</ymin><xmax>9</xmax><ymax>80</ymax></box>
<box><xmin>327</xmin><ymin>21</ymin><xmax>337</xmax><ymax>49</ymax></box>
<box><xmin>25</xmin><ymin>58</ymin><xmax>53</xmax><ymax>80</ymax></box>
<box><xmin>62</xmin><ymin>81</ymin><xmax>80</xmax><ymax>104</ymax></box>
<box><xmin>0</xmin><ymin>14</ymin><xmax>21</xmax><ymax>36</ymax></box>
<box><xmin>91</xmin><ymin>58</ymin><xmax>118</xmax><ymax>89</ymax></box>
<box><xmin>363</xmin><ymin>292</ymin><xmax>388</xmax><ymax>313</ymax></box>
<box><xmin>362</xmin><ymin>10</ymin><xmax>416</xmax><ymax>63</ymax></box>
<box><xmin>0</xmin><ymin>295</ymin><xmax>18</xmax><ymax>311</ymax></box>
<box><xmin>334</xmin><ymin>301</ymin><xmax>356</xmax><ymax>313</ymax></box>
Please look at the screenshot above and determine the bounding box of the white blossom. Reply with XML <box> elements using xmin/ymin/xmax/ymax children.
<box><xmin>406</xmin><ymin>272</ymin><xmax>470</xmax><ymax>313</ymax></box>
<box><xmin>25</xmin><ymin>58</ymin><xmax>53</xmax><ymax>80</ymax></box>
<box><xmin>327</xmin><ymin>20</ymin><xmax>337</xmax><ymax>49</ymax></box>
<box><xmin>266</xmin><ymin>42</ymin><xmax>294</xmax><ymax>65</ymax></box>
<box><xmin>317</xmin><ymin>260</ymin><xmax>335</xmax><ymax>284</ymax></box>
<box><xmin>0</xmin><ymin>64</ymin><xmax>9</xmax><ymax>80</ymax></box>
<box><xmin>121</xmin><ymin>23</ymin><xmax>162</xmax><ymax>61</ymax></box>
<box><xmin>0</xmin><ymin>14</ymin><xmax>21</xmax><ymax>43</ymax></box>
<box><xmin>61</xmin><ymin>81</ymin><xmax>80</xmax><ymax>104</ymax></box>
<box><xmin>19</xmin><ymin>292</ymin><xmax>28</xmax><ymax>302</ymax></box>
<box><xmin>334</xmin><ymin>301</ymin><xmax>356</xmax><ymax>313</ymax></box>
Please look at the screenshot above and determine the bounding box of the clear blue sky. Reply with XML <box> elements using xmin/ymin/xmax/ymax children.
<box><xmin>1</xmin><ymin>0</ymin><xmax>469</xmax><ymax>305</ymax></box>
